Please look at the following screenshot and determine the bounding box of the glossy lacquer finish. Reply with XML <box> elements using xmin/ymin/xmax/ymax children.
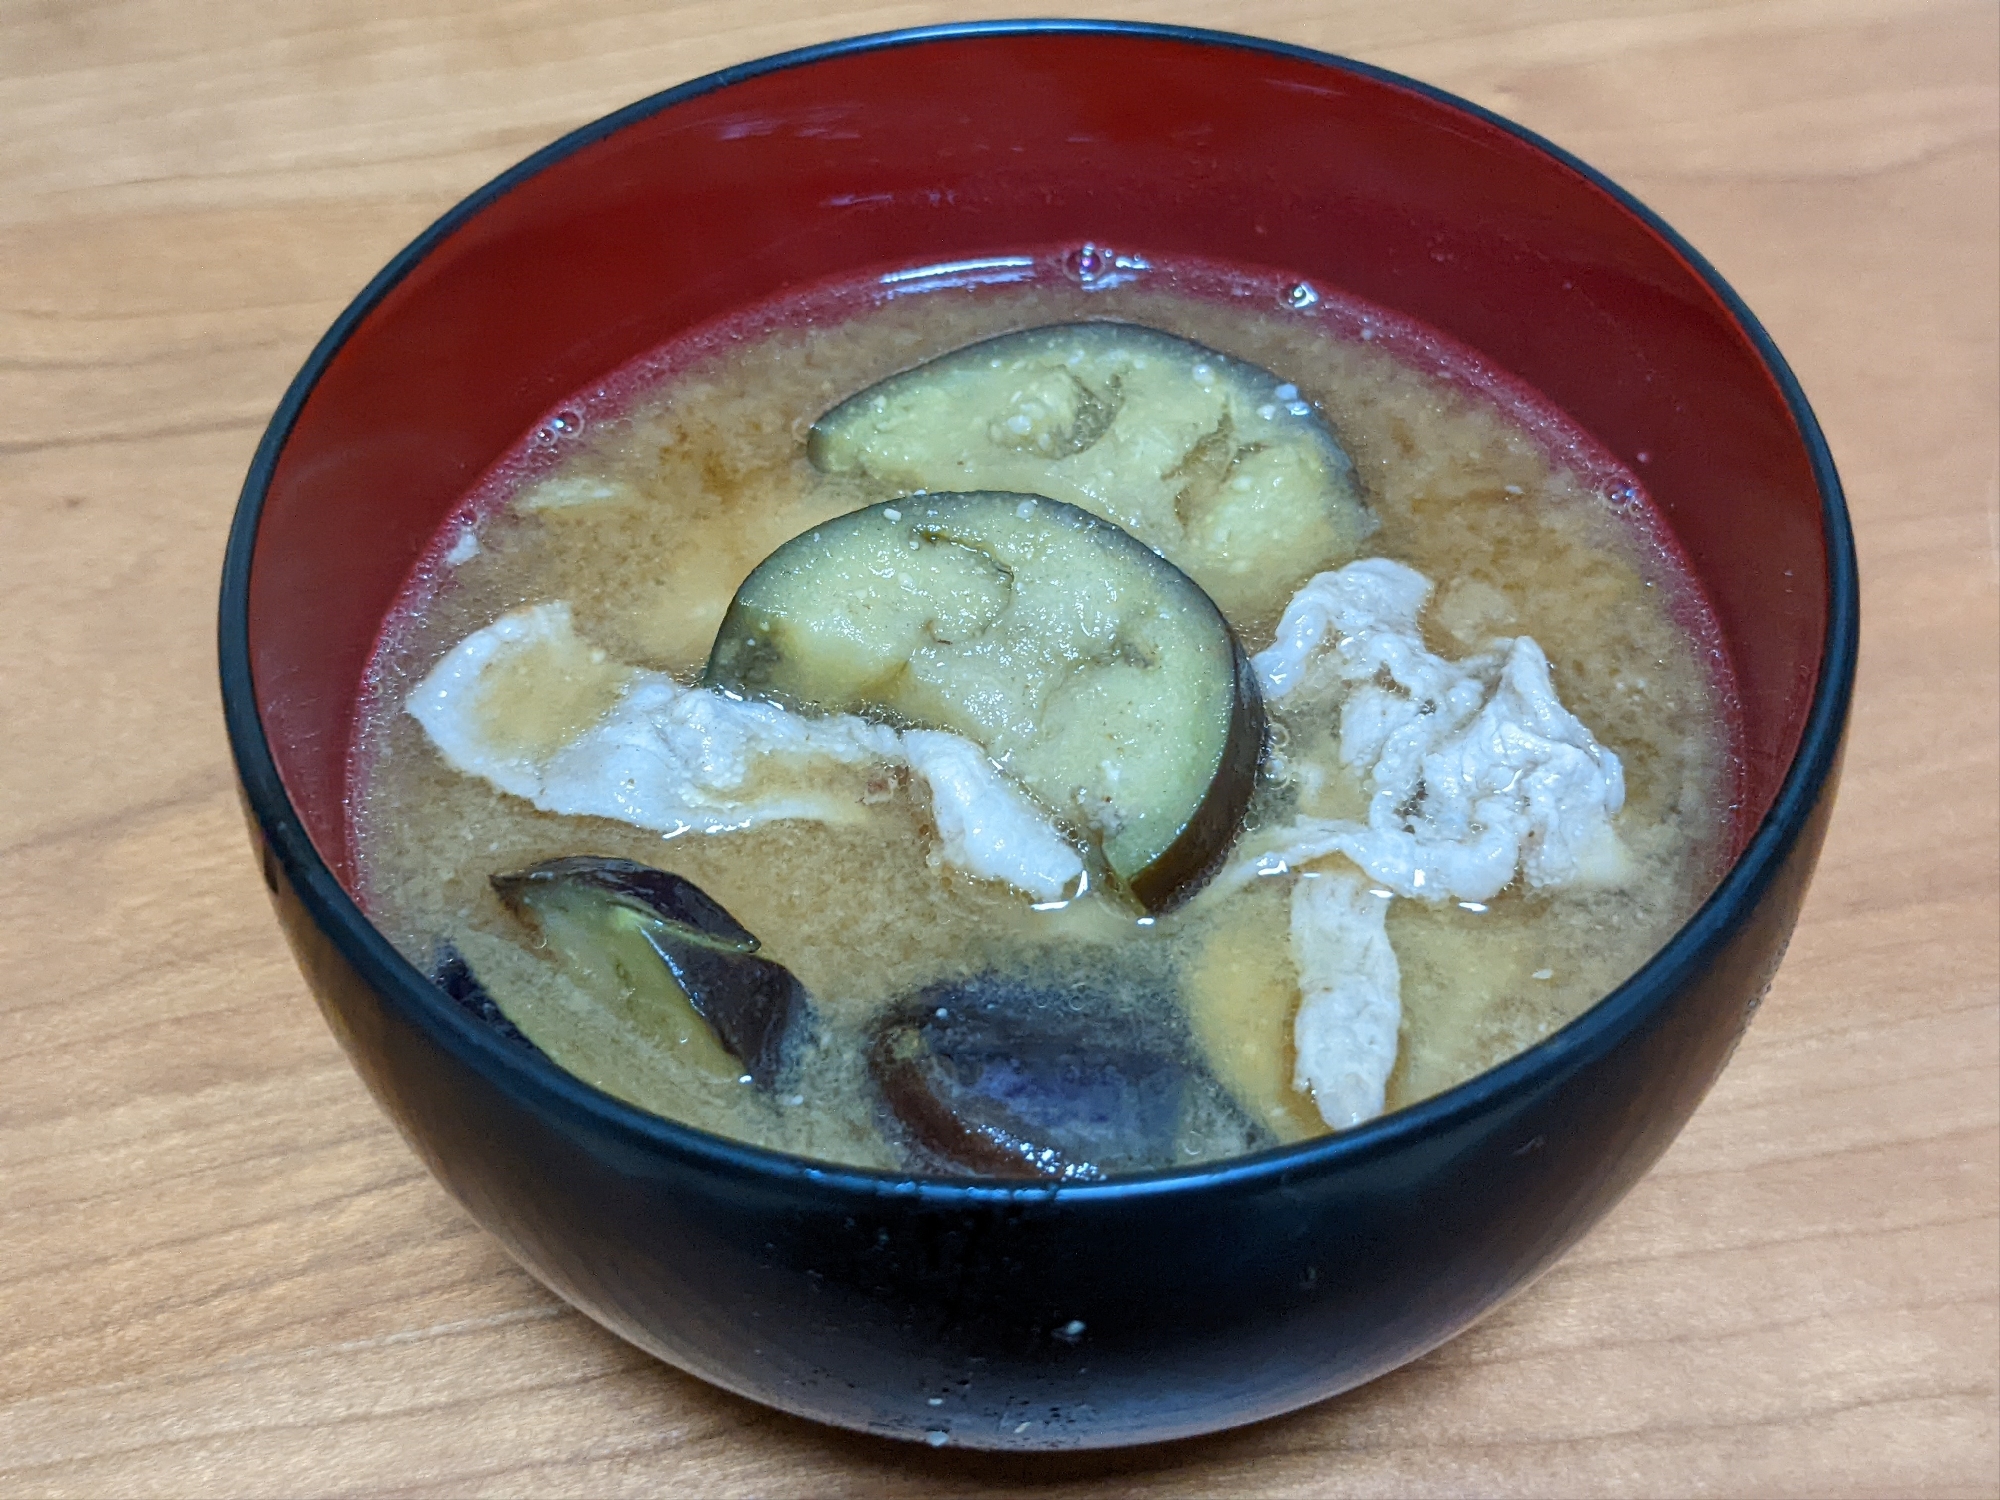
<box><xmin>220</xmin><ymin>24</ymin><xmax>1857</xmax><ymax>1448</ymax></box>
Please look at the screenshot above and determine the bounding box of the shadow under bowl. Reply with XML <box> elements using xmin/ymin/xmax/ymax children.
<box><xmin>219</xmin><ymin>21</ymin><xmax>1857</xmax><ymax>1451</ymax></box>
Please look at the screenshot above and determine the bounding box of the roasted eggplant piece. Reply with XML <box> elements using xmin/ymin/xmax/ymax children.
<box><xmin>704</xmin><ymin>492</ymin><xmax>1264</xmax><ymax>911</ymax></box>
<box><xmin>490</xmin><ymin>856</ymin><xmax>811</xmax><ymax>1088</ymax></box>
<box><xmin>868</xmin><ymin>969</ymin><xmax>1263</xmax><ymax>1179</ymax></box>
<box><xmin>807</xmin><ymin>322</ymin><xmax>1372</xmax><ymax>622</ymax></box>
<box><xmin>429</xmin><ymin>942</ymin><xmax>545</xmax><ymax>1057</ymax></box>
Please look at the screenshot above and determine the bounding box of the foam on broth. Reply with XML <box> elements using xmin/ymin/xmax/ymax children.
<box><xmin>351</xmin><ymin>255</ymin><xmax>1735</xmax><ymax>1171</ymax></box>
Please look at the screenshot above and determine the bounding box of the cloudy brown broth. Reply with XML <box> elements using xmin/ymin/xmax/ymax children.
<box><xmin>352</xmin><ymin>259</ymin><xmax>1734</xmax><ymax>1172</ymax></box>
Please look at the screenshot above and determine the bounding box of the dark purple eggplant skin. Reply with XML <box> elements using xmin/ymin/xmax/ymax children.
<box><xmin>655</xmin><ymin>943</ymin><xmax>812</xmax><ymax>1090</ymax></box>
<box><xmin>429</xmin><ymin>943</ymin><xmax>544</xmax><ymax>1057</ymax></box>
<box><xmin>490</xmin><ymin>856</ymin><xmax>812</xmax><ymax>1089</ymax></box>
<box><xmin>869</xmin><ymin>970</ymin><xmax>1251</xmax><ymax>1180</ymax></box>
<box><xmin>1125</xmin><ymin>637</ymin><xmax>1265</xmax><ymax>913</ymax></box>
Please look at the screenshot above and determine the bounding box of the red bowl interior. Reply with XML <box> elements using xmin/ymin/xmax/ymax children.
<box><xmin>246</xmin><ymin>28</ymin><xmax>1829</xmax><ymax>887</ymax></box>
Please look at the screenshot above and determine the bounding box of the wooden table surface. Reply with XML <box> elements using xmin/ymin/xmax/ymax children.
<box><xmin>4</xmin><ymin>1</ymin><xmax>1996</xmax><ymax>1494</ymax></box>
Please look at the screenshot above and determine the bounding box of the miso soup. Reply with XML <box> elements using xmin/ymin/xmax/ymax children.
<box><xmin>352</xmin><ymin>253</ymin><xmax>1734</xmax><ymax>1177</ymax></box>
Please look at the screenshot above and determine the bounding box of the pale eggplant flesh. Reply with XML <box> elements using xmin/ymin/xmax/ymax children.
<box><xmin>703</xmin><ymin>492</ymin><xmax>1265</xmax><ymax>911</ymax></box>
<box><xmin>490</xmin><ymin>856</ymin><xmax>812</xmax><ymax>1089</ymax></box>
<box><xmin>807</xmin><ymin>321</ymin><xmax>1372</xmax><ymax>623</ymax></box>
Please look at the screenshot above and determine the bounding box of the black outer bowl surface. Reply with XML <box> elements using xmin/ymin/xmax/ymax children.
<box><xmin>220</xmin><ymin>21</ymin><xmax>1857</xmax><ymax>1451</ymax></box>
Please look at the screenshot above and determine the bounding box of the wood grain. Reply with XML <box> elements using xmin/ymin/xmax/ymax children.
<box><xmin>2</xmin><ymin>1</ymin><xmax>1995</xmax><ymax>1494</ymax></box>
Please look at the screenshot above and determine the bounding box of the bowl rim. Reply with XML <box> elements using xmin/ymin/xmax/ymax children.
<box><xmin>219</xmin><ymin>17</ymin><xmax>1859</xmax><ymax>1206</ymax></box>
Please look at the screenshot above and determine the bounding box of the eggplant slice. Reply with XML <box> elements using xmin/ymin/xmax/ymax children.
<box><xmin>869</xmin><ymin>968</ymin><xmax>1267</xmax><ymax>1179</ymax></box>
<box><xmin>491</xmin><ymin>856</ymin><xmax>812</xmax><ymax>1089</ymax></box>
<box><xmin>808</xmin><ymin>321</ymin><xmax>1372</xmax><ymax>622</ymax></box>
<box><xmin>704</xmin><ymin>492</ymin><xmax>1264</xmax><ymax>911</ymax></box>
<box><xmin>429</xmin><ymin>942</ymin><xmax>545</xmax><ymax>1057</ymax></box>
